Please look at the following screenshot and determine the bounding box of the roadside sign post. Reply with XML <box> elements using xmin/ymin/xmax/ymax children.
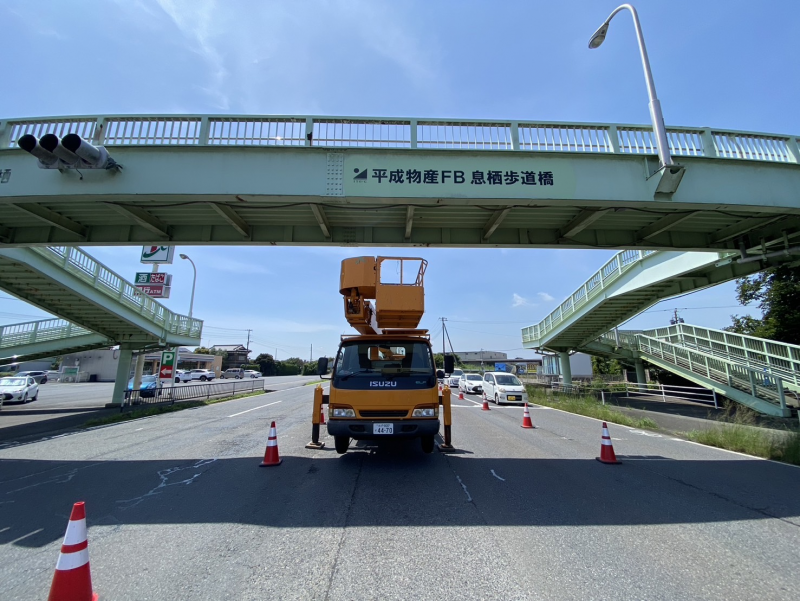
<box><xmin>159</xmin><ymin>350</ymin><xmax>176</xmax><ymax>399</ymax></box>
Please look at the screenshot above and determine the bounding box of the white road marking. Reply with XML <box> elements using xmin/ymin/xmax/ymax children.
<box><xmin>490</xmin><ymin>469</ymin><xmax>505</xmax><ymax>481</ymax></box>
<box><xmin>228</xmin><ymin>400</ymin><xmax>282</xmax><ymax>417</ymax></box>
<box><xmin>134</xmin><ymin>428</ymin><xmax>144</xmax><ymax>431</ymax></box>
<box><xmin>628</xmin><ymin>429</ymin><xmax>662</xmax><ymax>438</ymax></box>
<box><xmin>455</xmin><ymin>475</ymin><xmax>472</xmax><ymax>502</ymax></box>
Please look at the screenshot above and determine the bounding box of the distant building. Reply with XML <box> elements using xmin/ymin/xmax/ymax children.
<box><xmin>455</xmin><ymin>350</ymin><xmax>507</xmax><ymax>362</ymax></box>
<box><xmin>61</xmin><ymin>347</ymin><xmax>223</xmax><ymax>381</ymax></box>
<box><xmin>540</xmin><ymin>352</ymin><xmax>593</xmax><ymax>379</ymax></box>
<box><xmin>210</xmin><ymin>344</ymin><xmax>250</xmax><ymax>367</ymax></box>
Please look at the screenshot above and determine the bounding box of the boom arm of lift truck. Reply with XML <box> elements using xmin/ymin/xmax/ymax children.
<box><xmin>306</xmin><ymin>256</ymin><xmax>454</xmax><ymax>452</ymax></box>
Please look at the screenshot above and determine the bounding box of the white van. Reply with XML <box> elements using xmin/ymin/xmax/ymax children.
<box><xmin>482</xmin><ymin>372</ymin><xmax>528</xmax><ymax>405</ymax></box>
<box><xmin>221</xmin><ymin>368</ymin><xmax>244</xmax><ymax>379</ymax></box>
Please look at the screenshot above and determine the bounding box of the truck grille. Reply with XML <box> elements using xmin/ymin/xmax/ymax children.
<box><xmin>359</xmin><ymin>410</ymin><xmax>409</xmax><ymax>418</ymax></box>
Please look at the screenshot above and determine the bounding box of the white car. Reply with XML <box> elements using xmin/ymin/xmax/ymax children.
<box><xmin>482</xmin><ymin>372</ymin><xmax>528</xmax><ymax>404</ymax></box>
<box><xmin>0</xmin><ymin>375</ymin><xmax>39</xmax><ymax>405</ymax></box>
<box><xmin>179</xmin><ymin>369</ymin><xmax>216</xmax><ymax>382</ymax></box>
<box><xmin>458</xmin><ymin>373</ymin><xmax>484</xmax><ymax>394</ymax></box>
<box><xmin>244</xmin><ymin>370</ymin><xmax>262</xmax><ymax>378</ymax></box>
<box><xmin>448</xmin><ymin>369</ymin><xmax>464</xmax><ymax>387</ymax></box>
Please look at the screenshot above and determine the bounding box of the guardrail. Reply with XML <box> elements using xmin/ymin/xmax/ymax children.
<box><xmin>0</xmin><ymin>318</ymin><xmax>97</xmax><ymax>350</ymax></box>
<box><xmin>2</xmin><ymin>115</ymin><xmax>798</xmax><ymax>164</ymax></box>
<box><xmin>122</xmin><ymin>378</ymin><xmax>265</xmax><ymax>410</ymax></box>
<box><xmin>548</xmin><ymin>380</ymin><xmax>718</xmax><ymax>408</ymax></box>
<box><xmin>522</xmin><ymin>250</ymin><xmax>659</xmax><ymax>345</ymax></box>
<box><xmin>29</xmin><ymin>247</ymin><xmax>202</xmax><ymax>339</ymax></box>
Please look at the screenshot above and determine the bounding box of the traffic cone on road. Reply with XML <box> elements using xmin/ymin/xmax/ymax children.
<box><xmin>319</xmin><ymin>405</ymin><xmax>326</xmax><ymax>425</ymax></box>
<box><xmin>596</xmin><ymin>421</ymin><xmax>621</xmax><ymax>464</ymax></box>
<box><xmin>458</xmin><ymin>391</ymin><xmax>464</xmax><ymax>400</ymax></box>
<box><xmin>48</xmin><ymin>501</ymin><xmax>98</xmax><ymax>601</ymax></box>
<box><xmin>481</xmin><ymin>391</ymin><xmax>491</xmax><ymax>411</ymax></box>
<box><xmin>260</xmin><ymin>421</ymin><xmax>282</xmax><ymax>467</ymax></box>
<box><xmin>521</xmin><ymin>403</ymin><xmax>535</xmax><ymax>429</ymax></box>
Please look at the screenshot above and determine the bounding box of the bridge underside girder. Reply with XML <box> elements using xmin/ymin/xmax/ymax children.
<box><xmin>1</xmin><ymin>146</ymin><xmax>800</xmax><ymax>251</ymax></box>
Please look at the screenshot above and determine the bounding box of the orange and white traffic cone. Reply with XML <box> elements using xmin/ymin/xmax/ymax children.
<box><xmin>319</xmin><ymin>405</ymin><xmax>326</xmax><ymax>425</ymax></box>
<box><xmin>596</xmin><ymin>421</ymin><xmax>621</xmax><ymax>464</ymax></box>
<box><xmin>48</xmin><ymin>501</ymin><xmax>98</xmax><ymax>601</ymax></box>
<box><xmin>260</xmin><ymin>421</ymin><xmax>282</xmax><ymax>467</ymax></box>
<box><xmin>521</xmin><ymin>403</ymin><xmax>535</xmax><ymax>429</ymax></box>
<box><xmin>458</xmin><ymin>391</ymin><xmax>464</xmax><ymax>400</ymax></box>
<box><xmin>481</xmin><ymin>391</ymin><xmax>491</xmax><ymax>411</ymax></box>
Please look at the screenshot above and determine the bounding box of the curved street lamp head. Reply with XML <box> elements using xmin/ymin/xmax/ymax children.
<box><xmin>588</xmin><ymin>23</ymin><xmax>609</xmax><ymax>49</ymax></box>
<box><xmin>179</xmin><ymin>253</ymin><xmax>188</xmax><ymax>260</ymax></box>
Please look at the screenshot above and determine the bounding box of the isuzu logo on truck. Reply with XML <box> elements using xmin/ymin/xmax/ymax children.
<box><xmin>370</xmin><ymin>381</ymin><xmax>397</xmax><ymax>387</ymax></box>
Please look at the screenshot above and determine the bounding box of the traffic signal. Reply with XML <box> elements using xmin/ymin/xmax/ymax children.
<box><xmin>17</xmin><ymin>133</ymin><xmax>120</xmax><ymax>171</ymax></box>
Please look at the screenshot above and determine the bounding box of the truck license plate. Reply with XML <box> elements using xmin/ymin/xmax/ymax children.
<box><xmin>373</xmin><ymin>423</ymin><xmax>393</xmax><ymax>435</ymax></box>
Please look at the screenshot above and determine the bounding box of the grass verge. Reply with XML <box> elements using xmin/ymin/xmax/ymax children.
<box><xmin>684</xmin><ymin>404</ymin><xmax>800</xmax><ymax>466</ymax></box>
<box><xmin>525</xmin><ymin>385</ymin><xmax>658</xmax><ymax>430</ymax></box>
<box><xmin>82</xmin><ymin>390</ymin><xmax>266</xmax><ymax>428</ymax></box>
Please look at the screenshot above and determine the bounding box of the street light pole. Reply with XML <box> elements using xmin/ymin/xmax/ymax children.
<box><xmin>588</xmin><ymin>4</ymin><xmax>673</xmax><ymax>169</ymax></box>
<box><xmin>179</xmin><ymin>253</ymin><xmax>197</xmax><ymax>318</ymax></box>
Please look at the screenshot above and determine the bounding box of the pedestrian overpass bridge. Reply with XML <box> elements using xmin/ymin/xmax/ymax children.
<box><xmin>520</xmin><ymin>248</ymin><xmax>800</xmax><ymax>417</ymax></box>
<box><xmin>0</xmin><ymin>245</ymin><xmax>202</xmax><ymax>404</ymax></box>
<box><xmin>1</xmin><ymin>114</ymin><xmax>799</xmax><ymax>256</ymax></box>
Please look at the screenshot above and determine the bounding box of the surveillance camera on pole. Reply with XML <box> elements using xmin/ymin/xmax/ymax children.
<box><xmin>17</xmin><ymin>133</ymin><xmax>121</xmax><ymax>172</ymax></box>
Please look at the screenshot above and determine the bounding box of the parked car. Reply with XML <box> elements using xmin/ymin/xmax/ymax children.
<box><xmin>126</xmin><ymin>375</ymin><xmax>163</xmax><ymax>398</ymax></box>
<box><xmin>482</xmin><ymin>372</ymin><xmax>528</xmax><ymax>404</ymax></box>
<box><xmin>46</xmin><ymin>370</ymin><xmax>61</xmax><ymax>382</ymax></box>
<box><xmin>221</xmin><ymin>368</ymin><xmax>244</xmax><ymax>379</ymax></box>
<box><xmin>16</xmin><ymin>370</ymin><xmax>48</xmax><ymax>384</ymax></box>
<box><xmin>179</xmin><ymin>369</ymin><xmax>215</xmax><ymax>382</ymax></box>
<box><xmin>0</xmin><ymin>376</ymin><xmax>40</xmax><ymax>404</ymax></box>
<box><xmin>174</xmin><ymin>369</ymin><xmax>188</xmax><ymax>383</ymax></box>
<box><xmin>458</xmin><ymin>373</ymin><xmax>484</xmax><ymax>394</ymax></box>
<box><xmin>448</xmin><ymin>369</ymin><xmax>464</xmax><ymax>387</ymax></box>
<box><xmin>244</xmin><ymin>370</ymin><xmax>262</xmax><ymax>378</ymax></box>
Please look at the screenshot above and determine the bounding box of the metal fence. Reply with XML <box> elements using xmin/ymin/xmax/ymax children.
<box><xmin>547</xmin><ymin>381</ymin><xmax>718</xmax><ymax>408</ymax></box>
<box><xmin>122</xmin><ymin>379</ymin><xmax>265</xmax><ymax>411</ymax></box>
<box><xmin>3</xmin><ymin>115</ymin><xmax>799</xmax><ymax>165</ymax></box>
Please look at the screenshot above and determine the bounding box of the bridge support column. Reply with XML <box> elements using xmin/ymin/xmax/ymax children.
<box><xmin>559</xmin><ymin>352</ymin><xmax>572</xmax><ymax>389</ymax></box>
<box><xmin>635</xmin><ymin>359</ymin><xmax>647</xmax><ymax>391</ymax></box>
<box><xmin>108</xmin><ymin>345</ymin><xmax>134</xmax><ymax>408</ymax></box>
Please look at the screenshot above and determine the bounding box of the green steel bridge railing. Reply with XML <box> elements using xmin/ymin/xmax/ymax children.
<box><xmin>2</xmin><ymin>115</ymin><xmax>798</xmax><ymax>164</ymax></box>
<box><xmin>29</xmin><ymin>247</ymin><xmax>203</xmax><ymax>339</ymax></box>
<box><xmin>522</xmin><ymin>249</ymin><xmax>660</xmax><ymax>345</ymax></box>
<box><xmin>0</xmin><ymin>318</ymin><xmax>99</xmax><ymax>352</ymax></box>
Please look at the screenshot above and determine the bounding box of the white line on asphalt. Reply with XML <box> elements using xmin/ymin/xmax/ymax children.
<box><xmin>134</xmin><ymin>428</ymin><xmax>143</xmax><ymax>431</ymax></box>
<box><xmin>490</xmin><ymin>469</ymin><xmax>505</xmax><ymax>481</ymax></box>
<box><xmin>455</xmin><ymin>475</ymin><xmax>472</xmax><ymax>501</ymax></box>
<box><xmin>228</xmin><ymin>400</ymin><xmax>282</xmax><ymax>417</ymax></box>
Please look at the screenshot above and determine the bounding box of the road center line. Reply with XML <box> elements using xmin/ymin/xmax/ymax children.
<box><xmin>228</xmin><ymin>400</ymin><xmax>282</xmax><ymax>417</ymax></box>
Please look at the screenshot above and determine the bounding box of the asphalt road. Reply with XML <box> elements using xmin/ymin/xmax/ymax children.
<box><xmin>1</xmin><ymin>384</ymin><xmax>799</xmax><ymax>600</ymax></box>
<box><xmin>0</xmin><ymin>376</ymin><xmax>290</xmax><ymax>443</ymax></box>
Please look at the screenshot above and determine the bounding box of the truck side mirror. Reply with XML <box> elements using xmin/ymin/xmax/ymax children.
<box><xmin>436</xmin><ymin>369</ymin><xmax>445</xmax><ymax>379</ymax></box>
<box><xmin>317</xmin><ymin>357</ymin><xmax>329</xmax><ymax>376</ymax></box>
<box><xmin>444</xmin><ymin>355</ymin><xmax>455</xmax><ymax>374</ymax></box>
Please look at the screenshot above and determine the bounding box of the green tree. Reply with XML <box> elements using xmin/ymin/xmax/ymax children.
<box><xmin>254</xmin><ymin>353</ymin><xmax>276</xmax><ymax>377</ymax></box>
<box><xmin>592</xmin><ymin>355</ymin><xmax>623</xmax><ymax>376</ymax></box>
<box><xmin>727</xmin><ymin>265</ymin><xmax>800</xmax><ymax>344</ymax></box>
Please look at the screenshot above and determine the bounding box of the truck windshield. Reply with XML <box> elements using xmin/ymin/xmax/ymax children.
<box><xmin>335</xmin><ymin>341</ymin><xmax>434</xmax><ymax>379</ymax></box>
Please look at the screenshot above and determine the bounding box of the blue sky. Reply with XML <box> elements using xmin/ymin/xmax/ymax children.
<box><xmin>2</xmin><ymin>0</ymin><xmax>799</xmax><ymax>360</ymax></box>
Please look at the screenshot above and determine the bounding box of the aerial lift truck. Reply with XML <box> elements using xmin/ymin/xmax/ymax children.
<box><xmin>307</xmin><ymin>256</ymin><xmax>454</xmax><ymax>454</ymax></box>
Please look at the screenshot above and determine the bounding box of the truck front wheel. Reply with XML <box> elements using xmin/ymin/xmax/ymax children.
<box><xmin>334</xmin><ymin>436</ymin><xmax>350</xmax><ymax>454</ymax></box>
<box><xmin>421</xmin><ymin>435</ymin><xmax>435</xmax><ymax>454</ymax></box>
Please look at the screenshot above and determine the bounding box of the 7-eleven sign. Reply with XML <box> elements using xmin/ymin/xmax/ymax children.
<box><xmin>159</xmin><ymin>351</ymin><xmax>176</xmax><ymax>381</ymax></box>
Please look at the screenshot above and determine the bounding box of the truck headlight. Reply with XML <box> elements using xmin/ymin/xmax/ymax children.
<box><xmin>412</xmin><ymin>407</ymin><xmax>438</xmax><ymax>417</ymax></box>
<box><xmin>332</xmin><ymin>407</ymin><xmax>355</xmax><ymax>418</ymax></box>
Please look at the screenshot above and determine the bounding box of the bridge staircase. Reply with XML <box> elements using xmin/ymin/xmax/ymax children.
<box><xmin>595</xmin><ymin>324</ymin><xmax>800</xmax><ymax>417</ymax></box>
<box><xmin>0</xmin><ymin>318</ymin><xmax>113</xmax><ymax>363</ymax></box>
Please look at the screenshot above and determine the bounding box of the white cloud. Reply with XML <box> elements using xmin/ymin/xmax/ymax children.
<box><xmin>537</xmin><ymin>292</ymin><xmax>555</xmax><ymax>302</ymax></box>
<box><xmin>512</xmin><ymin>293</ymin><xmax>531</xmax><ymax>307</ymax></box>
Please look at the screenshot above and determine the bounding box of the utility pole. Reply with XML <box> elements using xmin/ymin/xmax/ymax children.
<box><xmin>440</xmin><ymin>317</ymin><xmax>447</xmax><ymax>359</ymax></box>
<box><xmin>245</xmin><ymin>329</ymin><xmax>252</xmax><ymax>351</ymax></box>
